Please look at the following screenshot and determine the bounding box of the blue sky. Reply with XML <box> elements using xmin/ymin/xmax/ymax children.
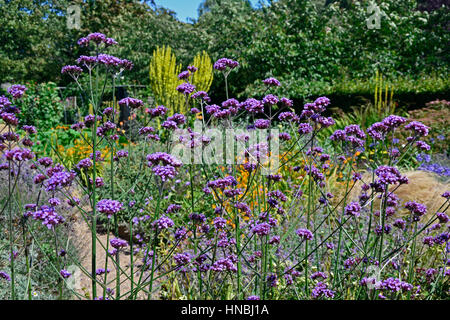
<box><xmin>155</xmin><ymin>0</ymin><xmax>269</xmax><ymax>23</ymax></box>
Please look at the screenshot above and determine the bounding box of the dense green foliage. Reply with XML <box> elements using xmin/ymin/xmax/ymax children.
<box><xmin>1</xmin><ymin>0</ymin><xmax>449</xmax><ymax>101</ymax></box>
<box><xmin>12</xmin><ymin>81</ymin><xmax>65</xmax><ymax>130</ymax></box>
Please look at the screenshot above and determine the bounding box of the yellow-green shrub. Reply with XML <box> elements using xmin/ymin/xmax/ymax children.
<box><xmin>149</xmin><ymin>45</ymin><xmax>185</xmax><ymax>114</ymax></box>
<box><xmin>191</xmin><ymin>50</ymin><xmax>213</xmax><ymax>93</ymax></box>
<box><xmin>149</xmin><ymin>46</ymin><xmax>214</xmax><ymax>115</ymax></box>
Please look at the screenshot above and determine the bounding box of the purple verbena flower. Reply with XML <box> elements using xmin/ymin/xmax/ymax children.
<box><xmin>110</xmin><ymin>238</ymin><xmax>128</xmax><ymax>249</ymax></box>
<box><xmin>96</xmin><ymin>199</ymin><xmax>124</xmax><ymax>219</ymax></box>
<box><xmin>296</xmin><ymin>228</ymin><xmax>313</xmax><ymax>240</ymax></box>
<box><xmin>118</xmin><ymin>97</ymin><xmax>144</xmax><ymax>109</ymax></box>
<box><xmin>60</xmin><ymin>269</ymin><xmax>72</xmax><ymax>279</ymax></box>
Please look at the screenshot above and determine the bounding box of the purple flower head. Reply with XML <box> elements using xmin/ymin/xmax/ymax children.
<box><xmin>269</xmin><ymin>235</ymin><xmax>281</xmax><ymax>245</ymax></box>
<box><xmin>206</xmin><ymin>175</ymin><xmax>237</xmax><ymax>190</ymax></box>
<box><xmin>147</xmin><ymin>152</ymin><xmax>182</xmax><ymax>168</ymax></box>
<box><xmin>189</xmin><ymin>213</ymin><xmax>206</xmax><ymax>224</ymax></box>
<box><xmin>166</xmin><ymin>204</ymin><xmax>182</xmax><ymax>214</ymax></box>
<box><xmin>367</xmin><ymin>122</ymin><xmax>389</xmax><ymax>140</ymax></box>
<box><xmin>48</xmin><ymin>198</ymin><xmax>61</xmax><ymax>207</ymax></box>
<box><xmin>241</xmin><ymin>98</ymin><xmax>263</xmax><ymax>114</ymax></box>
<box><xmin>267</xmin><ymin>190</ymin><xmax>287</xmax><ymax>203</ymax></box>
<box><xmin>267</xmin><ymin>274</ymin><xmax>278</xmax><ymax>287</ymax></box>
<box><xmin>174</xmin><ymin>253</ymin><xmax>191</xmax><ymax>267</ymax></box>
<box><xmin>76</xmin><ymin>55</ymin><xmax>98</xmax><ymax>68</ymax></box>
<box><xmin>176</xmin><ymin>83</ymin><xmax>196</xmax><ymax>95</ymax></box>
<box><xmin>222</xmin><ymin>98</ymin><xmax>240</xmax><ymax>110</ymax></box>
<box><xmin>0</xmin><ymin>95</ymin><xmax>12</xmax><ymax>108</ymax></box>
<box><xmin>434</xmin><ymin>232</ymin><xmax>449</xmax><ymax>245</ymax></box>
<box><xmin>262</xmin><ymin>94</ymin><xmax>279</xmax><ymax>106</ymax></box>
<box><xmin>110</xmin><ymin>238</ymin><xmax>128</xmax><ymax>249</ymax></box>
<box><xmin>211</xmin><ymin>257</ymin><xmax>237</xmax><ymax>272</ymax></box>
<box><xmin>1</xmin><ymin>113</ymin><xmax>19</xmax><ymax>126</ymax></box>
<box><xmin>97</xmin><ymin>54</ymin><xmax>133</xmax><ymax>70</ymax></box>
<box><xmin>345</xmin><ymin>202</ymin><xmax>361</xmax><ymax>217</ymax></box>
<box><xmin>45</xmin><ymin>170</ymin><xmax>76</xmax><ymax>192</ymax></box>
<box><xmin>296</xmin><ymin>228</ymin><xmax>313</xmax><ymax>240</ymax></box>
<box><xmin>76</xmin><ymin>158</ymin><xmax>93</xmax><ymax>170</ymax></box>
<box><xmin>96</xmin><ymin>199</ymin><xmax>124</xmax><ymax>219</ymax></box>
<box><xmin>178</xmin><ymin>70</ymin><xmax>191</xmax><ymax>80</ymax></box>
<box><xmin>205</xmin><ymin>104</ymin><xmax>220</xmax><ymax>115</ymax></box>
<box><xmin>214</xmin><ymin>58</ymin><xmax>239</xmax><ymax>71</ymax></box>
<box><xmin>155</xmin><ymin>215</ymin><xmax>174</xmax><ymax>230</ymax></box>
<box><xmin>405</xmin><ymin>201</ymin><xmax>427</xmax><ymax>221</ymax></box>
<box><xmin>263</xmin><ymin>77</ymin><xmax>281</xmax><ymax>87</ymax></box>
<box><xmin>175</xmin><ymin>227</ymin><xmax>188</xmax><ymax>241</ymax></box>
<box><xmin>152</xmin><ymin>165</ymin><xmax>177</xmax><ymax>181</ymax></box>
<box><xmin>102</xmin><ymin>107</ymin><xmax>114</xmax><ymax>116</ymax></box>
<box><xmin>191</xmin><ymin>91</ymin><xmax>211</xmax><ymax>102</ymax></box>
<box><xmin>375</xmin><ymin>278</ymin><xmax>413</xmax><ymax>293</ymax></box>
<box><xmin>118</xmin><ymin>97</ymin><xmax>144</xmax><ymax>109</ymax></box>
<box><xmin>96</xmin><ymin>268</ymin><xmax>111</xmax><ymax>276</ymax></box>
<box><xmin>114</xmin><ymin>150</ymin><xmax>129</xmax><ymax>161</ymax></box>
<box><xmin>374</xmin><ymin>165</ymin><xmax>406</xmax><ymax>186</ymax></box>
<box><xmin>279</xmin><ymin>132</ymin><xmax>291</xmax><ymax>141</ymax></box>
<box><xmin>280</xmin><ymin>97</ymin><xmax>293</xmax><ymax>107</ymax></box>
<box><xmin>278</xmin><ymin>112</ymin><xmax>299</xmax><ymax>123</ymax></box>
<box><xmin>147</xmin><ymin>105</ymin><xmax>167</xmax><ymax>118</ymax></box>
<box><xmin>382</xmin><ymin>115</ymin><xmax>407</xmax><ymax>130</ymax></box>
<box><xmin>266</xmin><ymin>173</ymin><xmax>282</xmax><ymax>182</ymax></box>
<box><xmin>83</xmin><ymin>114</ymin><xmax>101</xmax><ymax>127</ymax></box>
<box><xmin>436</xmin><ymin>212</ymin><xmax>449</xmax><ymax>223</ymax></box>
<box><xmin>5</xmin><ymin>148</ymin><xmax>34</xmax><ymax>162</ymax></box>
<box><xmin>7</xmin><ymin>84</ymin><xmax>27</xmax><ymax>99</ymax></box>
<box><xmin>162</xmin><ymin>120</ymin><xmax>177</xmax><ymax>130</ymax></box>
<box><xmin>0</xmin><ymin>271</ymin><xmax>11</xmax><ymax>282</ymax></box>
<box><xmin>311</xmin><ymin>282</ymin><xmax>335</xmax><ymax>299</ymax></box>
<box><xmin>345</xmin><ymin>124</ymin><xmax>366</xmax><ymax>140</ymax></box>
<box><xmin>251</xmin><ymin>222</ymin><xmax>271</xmax><ymax>236</ymax></box>
<box><xmin>314</xmin><ymin>96</ymin><xmax>331</xmax><ymax>108</ymax></box>
<box><xmin>235</xmin><ymin>202</ymin><xmax>251</xmax><ymax>216</ymax></box>
<box><xmin>213</xmin><ymin>217</ymin><xmax>227</xmax><ymax>230</ymax></box>
<box><xmin>405</xmin><ymin>121</ymin><xmax>429</xmax><ymax>137</ymax></box>
<box><xmin>20</xmin><ymin>125</ymin><xmax>36</xmax><ymax>136</ymax></box>
<box><xmin>316</xmin><ymin>116</ymin><xmax>335</xmax><ymax>128</ymax></box>
<box><xmin>298</xmin><ymin>123</ymin><xmax>313</xmax><ymax>135</ymax></box>
<box><xmin>304</xmin><ymin>97</ymin><xmax>330</xmax><ymax>114</ymax></box>
<box><xmin>329</xmin><ymin>129</ymin><xmax>346</xmax><ymax>142</ymax></box>
<box><xmin>311</xmin><ymin>272</ymin><xmax>328</xmax><ymax>280</ymax></box>
<box><xmin>104</xmin><ymin>37</ymin><xmax>118</xmax><ymax>47</ymax></box>
<box><xmin>32</xmin><ymin>205</ymin><xmax>65</xmax><ymax>229</ymax></box>
<box><xmin>167</xmin><ymin>113</ymin><xmax>186</xmax><ymax>126</ymax></box>
<box><xmin>94</xmin><ymin>177</ymin><xmax>104</xmax><ymax>188</ymax></box>
<box><xmin>416</xmin><ymin>140</ymin><xmax>430</xmax><ymax>151</ymax></box>
<box><xmin>139</xmin><ymin>127</ymin><xmax>155</xmax><ymax>136</ymax></box>
<box><xmin>61</xmin><ymin>65</ymin><xmax>83</xmax><ymax>79</ymax></box>
<box><xmin>393</xmin><ymin>219</ymin><xmax>406</xmax><ymax>230</ymax></box>
<box><xmin>254</xmin><ymin>119</ymin><xmax>270</xmax><ymax>129</ymax></box>
<box><xmin>78</xmin><ymin>33</ymin><xmax>107</xmax><ymax>46</ymax></box>
<box><xmin>60</xmin><ymin>269</ymin><xmax>72</xmax><ymax>279</ymax></box>
<box><xmin>187</xmin><ymin>65</ymin><xmax>198</xmax><ymax>73</ymax></box>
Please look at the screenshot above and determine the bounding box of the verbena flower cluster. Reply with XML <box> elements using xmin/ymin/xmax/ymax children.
<box><xmin>1</xmin><ymin>32</ymin><xmax>448</xmax><ymax>301</ymax></box>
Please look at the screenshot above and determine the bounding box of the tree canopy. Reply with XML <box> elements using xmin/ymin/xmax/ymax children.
<box><xmin>1</xmin><ymin>0</ymin><xmax>448</xmax><ymax>100</ymax></box>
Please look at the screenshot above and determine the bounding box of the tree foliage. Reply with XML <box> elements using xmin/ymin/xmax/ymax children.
<box><xmin>0</xmin><ymin>0</ymin><xmax>448</xmax><ymax>101</ymax></box>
